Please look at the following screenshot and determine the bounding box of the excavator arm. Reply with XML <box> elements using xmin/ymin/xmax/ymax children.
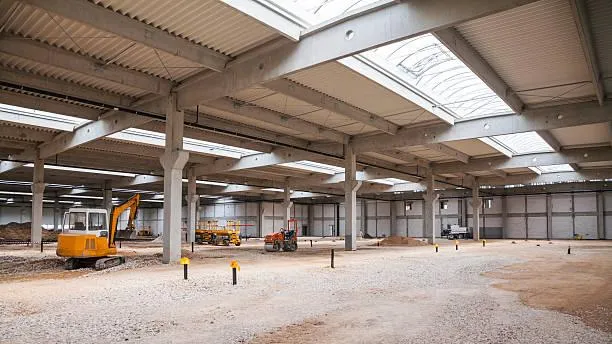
<box><xmin>108</xmin><ymin>194</ymin><xmax>140</xmax><ymax>247</ymax></box>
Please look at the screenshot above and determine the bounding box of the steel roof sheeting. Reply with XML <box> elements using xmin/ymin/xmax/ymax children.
<box><xmin>0</xmin><ymin>52</ymin><xmax>149</xmax><ymax>97</ymax></box>
<box><xmin>1</xmin><ymin>3</ymin><xmax>204</xmax><ymax>82</ymax></box>
<box><xmin>287</xmin><ymin>62</ymin><xmax>437</xmax><ymax>124</ymax></box>
<box><xmin>585</xmin><ymin>0</ymin><xmax>612</xmax><ymax>79</ymax></box>
<box><xmin>92</xmin><ymin>0</ymin><xmax>281</xmax><ymax>57</ymax></box>
<box><xmin>457</xmin><ymin>0</ymin><xmax>594</xmax><ymax>106</ymax></box>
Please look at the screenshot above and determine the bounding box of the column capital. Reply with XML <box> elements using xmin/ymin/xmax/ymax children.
<box><xmin>31</xmin><ymin>182</ymin><xmax>45</xmax><ymax>194</ymax></box>
<box><xmin>471</xmin><ymin>198</ymin><xmax>483</xmax><ymax>209</ymax></box>
<box><xmin>184</xmin><ymin>194</ymin><xmax>199</xmax><ymax>203</ymax></box>
<box><xmin>160</xmin><ymin>150</ymin><xmax>189</xmax><ymax>170</ymax></box>
<box><xmin>423</xmin><ymin>192</ymin><xmax>439</xmax><ymax>202</ymax></box>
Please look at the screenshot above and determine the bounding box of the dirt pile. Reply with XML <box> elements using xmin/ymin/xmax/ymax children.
<box><xmin>0</xmin><ymin>222</ymin><xmax>57</xmax><ymax>241</ymax></box>
<box><xmin>376</xmin><ymin>236</ymin><xmax>428</xmax><ymax>247</ymax></box>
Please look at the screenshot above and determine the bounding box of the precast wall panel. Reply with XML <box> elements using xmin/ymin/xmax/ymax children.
<box><xmin>551</xmin><ymin>194</ymin><xmax>572</xmax><ymax>239</ymax></box>
<box><xmin>527</xmin><ymin>195</ymin><xmax>547</xmax><ymax>239</ymax></box>
<box><xmin>337</xmin><ymin>202</ymin><xmax>363</xmax><ymax>237</ymax></box>
<box><xmin>605</xmin><ymin>191</ymin><xmax>612</xmax><ymax>239</ymax></box>
<box><xmin>574</xmin><ymin>193</ymin><xmax>598</xmax><ymax>239</ymax></box>
<box><xmin>506</xmin><ymin>196</ymin><xmax>526</xmax><ymax>239</ymax></box>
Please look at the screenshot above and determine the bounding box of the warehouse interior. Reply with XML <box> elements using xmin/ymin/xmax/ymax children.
<box><xmin>0</xmin><ymin>0</ymin><xmax>611</xmax><ymax>343</ymax></box>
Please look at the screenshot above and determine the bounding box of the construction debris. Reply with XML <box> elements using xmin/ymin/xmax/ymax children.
<box><xmin>376</xmin><ymin>236</ymin><xmax>429</xmax><ymax>247</ymax></box>
<box><xmin>0</xmin><ymin>222</ymin><xmax>57</xmax><ymax>241</ymax></box>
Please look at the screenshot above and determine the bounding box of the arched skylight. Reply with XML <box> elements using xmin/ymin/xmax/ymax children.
<box><xmin>267</xmin><ymin>0</ymin><xmax>381</xmax><ymax>24</ymax></box>
<box><xmin>362</xmin><ymin>34</ymin><xmax>513</xmax><ymax>119</ymax></box>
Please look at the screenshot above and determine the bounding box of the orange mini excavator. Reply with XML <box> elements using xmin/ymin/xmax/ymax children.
<box><xmin>264</xmin><ymin>219</ymin><xmax>298</xmax><ymax>252</ymax></box>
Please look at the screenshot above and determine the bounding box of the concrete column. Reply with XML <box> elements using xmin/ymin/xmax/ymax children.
<box><xmin>53</xmin><ymin>197</ymin><xmax>59</xmax><ymax>231</ymax></box>
<box><xmin>390</xmin><ymin>200</ymin><xmax>398</xmax><ymax>236</ymax></box>
<box><xmin>423</xmin><ymin>171</ymin><xmax>438</xmax><ymax>244</ymax></box>
<box><xmin>546</xmin><ymin>194</ymin><xmax>552</xmax><ymax>240</ymax></box>
<box><xmin>160</xmin><ymin>94</ymin><xmax>189</xmax><ymax>263</ymax></box>
<box><xmin>501</xmin><ymin>195</ymin><xmax>508</xmax><ymax>239</ymax></box>
<box><xmin>185</xmin><ymin>167</ymin><xmax>198</xmax><ymax>243</ymax></box>
<box><xmin>344</xmin><ymin>144</ymin><xmax>362</xmax><ymax>251</ymax></box>
<box><xmin>471</xmin><ymin>178</ymin><xmax>482</xmax><ymax>241</ymax></box>
<box><xmin>282</xmin><ymin>183</ymin><xmax>293</xmax><ymax>230</ymax></box>
<box><xmin>31</xmin><ymin>156</ymin><xmax>45</xmax><ymax>246</ymax></box>
<box><xmin>103</xmin><ymin>180</ymin><xmax>113</xmax><ymax>219</ymax></box>
<box><xmin>596</xmin><ymin>192</ymin><xmax>605</xmax><ymax>239</ymax></box>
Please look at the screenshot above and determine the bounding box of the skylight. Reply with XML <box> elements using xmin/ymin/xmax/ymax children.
<box><xmin>369</xmin><ymin>177</ymin><xmax>411</xmax><ymax>185</ymax></box>
<box><xmin>362</xmin><ymin>34</ymin><xmax>513</xmax><ymax>119</ymax></box>
<box><xmin>279</xmin><ymin>161</ymin><xmax>344</xmax><ymax>174</ymax></box>
<box><xmin>265</xmin><ymin>0</ymin><xmax>382</xmax><ymax>25</ymax></box>
<box><xmin>533</xmin><ymin>164</ymin><xmax>575</xmax><ymax>174</ymax></box>
<box><xmin>489</xmin><ymin>132</ymin><xmax>555</xmax><ymax>155</ymax></box>
<box><xmin>0</xmin><ymin>104</ymin><xmax>260</xmax><ymax>159</ymax></box>
<box><xmin>23</xmin><ymin>163</ymin><xmax>137</xmax><ymax>177</ymax></box>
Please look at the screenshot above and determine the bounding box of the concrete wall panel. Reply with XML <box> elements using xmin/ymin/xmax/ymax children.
<box><xmin>506</xmin><ymin>217</ymin><xmax>526</xmax><ymax>238</ymax></box>
<box><xmin>528</xmin><ymin>217</ymin><xmax>547</xmax><ymax>239</ymax></box>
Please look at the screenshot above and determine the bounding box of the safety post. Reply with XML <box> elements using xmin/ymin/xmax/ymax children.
<box><xmin>191</xmin><ymin>241</ymin><xmax>194</xmax><ymax>253</ymax></box>
<box><xmin>568</xmin><ymin>246</ymin><xmax>571</xmax><ymax>255</ymax></box>
<box><xmin>455</xmin><ymin>240</ymin><xmax>459</xmax><ymax>251</ymax></box>
<box><xmin>40</xmin><ymin>241</ymin><xmax>43</xmax><ymax>253</ymax></box>
<box><xmin>331</xmin><ymin>249</ymin><xmax>335</xmax><ymax>268</ymax></box>
<box><xmin>180</xmin><ymin>257</ymin><xmax>190</xmax><ymax>280</ymax></box>
<box><xmin>310</xmin><ymin>240</ymin><xmax>313</xmax><ymax>247</ymax></box>
<box><xmin>435</xmin><ymin>244</ymin><xmax>439</xmax><ymax>253</ymax></box>
<box><xmin>119</xmin><ymin>241</ymin><xmax>122</xmax><ymax>248</ymax></box>
<box><xmin>230</xmin><ymin>260</ymin><xmax>240</xmax><ymax>285</ymax></box>
<box><xmin>482</xmin><ymin>239</ymin><xmax>486</xmax><ymax>247</ymax></box>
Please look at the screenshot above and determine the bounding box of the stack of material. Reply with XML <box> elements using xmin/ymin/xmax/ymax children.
<box><xmin>0</xmin><ymin>222</ymin><xmax>57</xmax><ymax>241</ymax></box>
<box><xmin>377</xmin><ymin>236</ymin><xmax>428</xmax><ymax>247</ymax></box>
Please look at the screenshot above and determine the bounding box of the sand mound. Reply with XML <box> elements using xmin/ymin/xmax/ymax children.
<box><xmin>0</xmin><ymin>222</ymin><xmax>57</xmax><ymax>241</ymax></box>
<box><xmin>376</xmin><ymin>236</ymin><xmax>428</xmax><ymax>247</ymax></box>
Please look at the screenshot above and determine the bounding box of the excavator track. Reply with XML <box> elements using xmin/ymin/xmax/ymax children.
<box><xmin>94</xmin><ymin>256</ymin><xmax>126</xmax><ymax>270</ymax></box>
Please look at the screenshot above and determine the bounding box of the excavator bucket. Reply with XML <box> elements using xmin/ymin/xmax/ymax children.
<box><xmin>115</xmin><ymin>230</ymin><xmax>136</xmax><ymax>240</ymax></box>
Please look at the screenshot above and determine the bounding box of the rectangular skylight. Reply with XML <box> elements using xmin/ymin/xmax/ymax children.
<box><xmin>23</xmin><ymin>164</ymin><xmax>137</xmax><ymax>177</ymax></box>
<box><xmin>490</xmin><ymin>132</ymin><xmax>555</xmax><ymax>155</ymax></box>
<box><xmin>279</xmin><ymin>161</ymin><xmax>344</xmax><ymax>175</ymax></box>
<box><xmin>1</xmin><ymin>104</ymin><xmax>260</xmax><ymax>160</ymax></box>
<box><xmin>182</xmin><ymin>179</ymin><xmax>230</xmax><ymax>187</ymax></box>
<box><xmin>534</xmin><ymin>164</ymin><xmax>575</xmax><ymax>173</ymax></box>
<box><xmin>261</xmin><ymin>188</ymin><xmax>285</xmax><ymax>192</ymax></box>
<box><xmin>59</xmin><ymin>195</ymin><xmax>103</xmax><ymax>200</ymax></box>
<box><xmin>368</xmin><ymin>178</ymin><xmax>411</xmax><ymax>185</ymax></box>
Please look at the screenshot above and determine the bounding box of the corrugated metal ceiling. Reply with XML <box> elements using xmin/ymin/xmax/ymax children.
<box><xmin>1</xmin><ymin>2</ymin><xmax>204</xmax><ymax>82</ymax></box>
<box><xmin>92</xmin><ymin>0</ymin><xmax>282</xmax><ymax>57</ymax></box>
<box><xmin>585</xmin><ymin>0</ymin><xmax>612</xmax><ymax>80</ymax></box>
<box><xmin>0</xmin><ymin>52</ymin><xmax>148</xmax><ymax>97</ymax></box>
<box><xmin>457</xmin><ymin>0</ymin><xmax>595</xmax><ymax>106</ymax></box>
<box><xmin>287</xmin><ymin>62</ymin><xmax>439</xmax><ymax>125</ymax></box>
<box><xmin>550</xmin><ymin>123</ymin><xmax>610</xmax><ymax>147</ymax></box>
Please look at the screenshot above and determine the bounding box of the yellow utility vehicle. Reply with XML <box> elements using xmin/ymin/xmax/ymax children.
<box><xmin>56</xmin><ymin>194</ymin><xmax>140</xmax><ymax>270</ymax></box>
<box><xmin>195</xmin><ymin>220</ymin><xmax>241</xmax><ymax>246</ymax></box>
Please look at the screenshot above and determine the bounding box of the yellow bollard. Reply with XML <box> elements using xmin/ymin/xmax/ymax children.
<box><xmin>455</xmin><ymin>240</ymin><xmax>459</xmax><ymax>251</ymax></box>
<box><xmin>180</xmin><ymin>257</ymin><xmax>190</xmax><ymax>280</ymax></box>
<box><xmin>482</xmin><ymin>239</ymin><xmax>486</xmax><ymax>247</ymax></box>
<box><xmin>230</xmin><ymin>260</ymin><xmax>240</xmax><ymax>285</ymax></box>
<box><xmin>435</xmin><ymin>244</ymin><xmax>439</xmax><ymax>253</ymax></box>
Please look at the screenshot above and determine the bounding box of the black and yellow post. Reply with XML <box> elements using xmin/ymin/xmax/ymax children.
<box><xmin>435</xmin><ymin>244</ymin><xmax>439</xmax><ymax>253</ymax></box>
<box><xmin>568</xmin><ymin>246</ymin><xmax>571</xmax><ymax>255</ymax></box>
<box><xmin>40</xmin><ymin>241</ymin><xmax>43</xmax><ymax>253</ymax></box>
<box><xmin>331</xmin><ymin>249</ymin><xmax>335</xmax><ymax>268</ymax></box>
<box><xmin>230</xmin><ymin>260</ymin><xmax>240</xmax><ymax>285</ymax></box>
<box><xmin>180</xmin><ymin>257</ymin><xmax>190</xmax><ymax>280</ymax></box>
<box><xmin>455</xmin><ymin>240</ymin><xmax>459</xmax><ymax>251</ymax></box>
<box><xmin>191</xmin><ymin>241</ymin><xmax>194</xmax><ymax>253</ymax></box>
<box><xmin>482</xmin><ymin>239</ymin><xmax>486</xmax><ymax>247</ymax></box>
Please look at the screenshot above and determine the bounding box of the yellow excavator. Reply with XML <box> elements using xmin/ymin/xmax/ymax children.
<box><xmin>56</xmin><ymin>194</ymin><xmax>140</xmax><ymax>270</ymax></box>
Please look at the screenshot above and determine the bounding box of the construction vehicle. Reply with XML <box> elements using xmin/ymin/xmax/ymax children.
<box><xmin>441</xmin><ymin>224</ymin><xmax>473</xmax><ymax>240</ymax></box>
<box><xmin>264</xmin><ymin>219</ymin><xmax>298</xmax><ymax>252</ymax></box>
<box><xmin>56</xmin><ymin>194</ymin><xmax>140</xmax><ymax>270</ymax></box>
<box><xmin>195</xmin><ymin>220</ymin><xmax>241</xmax><ymax>246</ymax></box>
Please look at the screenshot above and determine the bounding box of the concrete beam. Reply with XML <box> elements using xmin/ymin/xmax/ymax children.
<box><xmin>0</xmin><ymin>35</ymin><xmax>172</xmax><ymax>95</ymax></box>
<box><xmin>536</xmin><ymin>130</ymin><xmax>562</xmax><ymax>152</ymax></box>
<box><xmin>352</xmin><ymin>101</ymin><xmax>612</xmax><ymax>153</ymax></box>
<box><xmin>205</xmin><ymin>98</ymin><xmax>348</xmax><ymax>143</ymax></box>
<box><xmin>569</xmin><ymin>0</ymin><xmax>605</xmax><ymax>105</ymax></box>
<box><xmin>434</xmin><ymin>27</ymin><xmax>524</xmax><ymax>113</ymax></box>
<box><xmin>0</xmin><ymin>91</ymin><xmax>101</xmax><ymax>120</ymax></box>
<box><xmin>192</xmin><ymin>148</ymin><xmax>319</xmax><ymax>176</ymax></box>
<box><xmin>377</xmin><ymin>149</ymin><xmax>431</xmax><ymax>168</ymax></box>
<box><xmin>177</xmin><ymin>0</ymin><xmax>537</xmax><ymax>108</ymax></box>
<box><xmin>115</xmin><ymin>175</ymin><xmax>164</xmax><ymax>187</ymax></box>
<box><xmin>265</xmin><ymin>78</ymin><xmax>398</xmax><ymax>134</ymax></box>
<box><xmin>19</xmin><ymin>0</ymin><xmax>229</xmax><ymax>72</ymax></box>
<box><xmin>432</xmin><ymin>146</ymin><xmax>612</xmax><ymax>174</ymax></box>
<box><xmin>425</xmin><ymin>143</ymin><xmax>469</xmax><ymax>163</ymax></box>
<box><xmin>38</xmin><ymin>112</ymin><xmax>151</xmax><ymax>159</ymax></box>
<box><xmin>453</xmin><ymin>169</ymin><xmax>612</xmax><ymax>187</ymax></box>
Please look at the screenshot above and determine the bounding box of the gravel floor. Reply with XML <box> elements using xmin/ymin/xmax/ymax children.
<box><xmin>0</xmin><ymin>241</ymin><xmax>610</xmax><ymax>343</ymax></box>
